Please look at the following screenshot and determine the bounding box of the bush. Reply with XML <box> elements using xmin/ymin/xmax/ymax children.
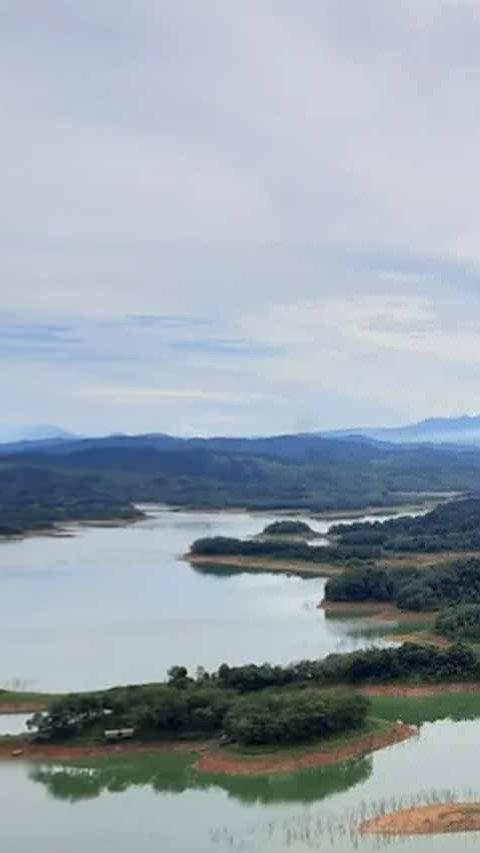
<box><xmin>436</xmin><ymin>604</ymin><xmax>480</xmax><ymax>640</ymax></box>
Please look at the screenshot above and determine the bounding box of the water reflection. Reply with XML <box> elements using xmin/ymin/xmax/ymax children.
<box><xmin>29</xmin><ymin>752</ymin><xmax>372</xmax><ymax>805</ymax></box>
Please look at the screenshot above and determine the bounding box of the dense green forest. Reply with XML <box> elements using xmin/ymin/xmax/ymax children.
<box><xmin>0</xmin><ymin>465</ymin><xmax>142</xmax><ymax>535</ymax></box>
<box><xmin>325</xmin><ymin>557</ymin><xmax>480</xmax><ymax>611</ymax></box>
<box><xmin>31</xmin><ymin>684</ymin><xmax>368</xmax><ymax>747</ymax></box>
<box><xmin>189</xmin><ymin>536</ymin><xmax>361</xmax><ymax>564</ymax></box>
<box><xmin>2</xmin><ymin>432</ymin><xmax>480</xmax><ymax>535</ymax></box>
<box><xmin>332</xmin><ymin>498</ymin><xmax>480</xmax><ymax>553</ymax></box>
<box><xmin>31</xmin><ymin>643</ymin><xmax>479</xmax><ymax>745</ymax></box>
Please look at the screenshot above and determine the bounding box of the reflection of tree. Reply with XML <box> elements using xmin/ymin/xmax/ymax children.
<box><xmin>28</xmin><ymin>752</ymin><xmax>372</xmax><ymax>806</ymax></box>
<box><xmin>213</xmin><ymin>756</ymin><xmax>372</xmax><ymax>805</ymax></box>
<box><xmin>29</xmin><ymin>754</ymin><xmax>194</xmax><ymax>802</ymax></box>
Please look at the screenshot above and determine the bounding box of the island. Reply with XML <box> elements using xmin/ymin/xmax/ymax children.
<box><xmin>2</xmin><ymin>642</ymin><xmax>478</xmax><ymax>772</ymax></box>
<box><xmin>360</xmin><ymin>802</ymin><xmax>480</xmax><ymax>835</ymax></box>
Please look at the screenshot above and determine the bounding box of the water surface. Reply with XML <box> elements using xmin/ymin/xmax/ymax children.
<box><xmin>3</xmin><ymin>713</ymin><xmax>480</xmax><ymax>852</ymax></box>
<box><xmin>0</xmin><ymin>507</ymin><xmax>399</xmax><ymax>692</ymax></box>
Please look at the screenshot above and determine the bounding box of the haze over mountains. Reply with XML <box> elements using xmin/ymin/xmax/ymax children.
<box><xmin>0</xmin><ymin>424</ymin><xmax>75</xmax><ymax>444</ymax></box>
<box><xmin>322</xmin><ymin>416</ymin><xmax>480</xmax><ymax>446</ymax></box>
<box><xmin>4</xmin><ymin>415</ymin><xmax>480</xmax><ymax>449</ymax></box>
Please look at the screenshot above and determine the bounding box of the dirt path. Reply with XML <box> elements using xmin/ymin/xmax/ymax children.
<box><xmin>195</xmin><ymin>723</ymin><xmax>414</xmax><ymax>776</ymax></box>
<box><xmin>361</xmin><ymin>802</ymin><xmax>480</xmax><ymax>835</ymax></box>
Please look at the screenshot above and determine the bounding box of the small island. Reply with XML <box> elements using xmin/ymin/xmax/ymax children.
<box><xmin>4</xmin><ymin>642</ymin><xmax>477</xmax><ymax>772</ymax></box>
<box><xmin>361</xmin><ymin>802</ymin><xmax>480</xmax><ymax>835</ymax></box>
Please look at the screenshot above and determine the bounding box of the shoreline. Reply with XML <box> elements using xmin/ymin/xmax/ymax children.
<box><xmin>0</xmin><ymin>497</ymin><xmax>442</xmax><ymax>545</ymax></box>
<box><xmin>0</xmin><ymin>721</ymin><xmax>414</xmax><ymax>773</ymax></box>
<box><xmin>184</xmin><ymin>553</ymin><xmax>339</xmax><ymax>576</ymax></box>
<box><xmin>0</xmin><ymin>514</ymin><xmax>144</xmax><ymax>543</ymax></box>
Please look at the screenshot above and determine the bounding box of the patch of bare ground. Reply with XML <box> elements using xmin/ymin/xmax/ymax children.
<box><xmin>195</xmin><ymin>722</ymin><xmax>414</xmax><ymax>776</ymax></box>
<box><xmin>0</xmin><ymin>738</ymin><xmax>204</xmax><ymax>762</ymax></box>
<box><xmin>360</xmin><ymin>802</ymin><xmax>480</xmax><ymax>835</ymax></box>
<box><xmin>0</xmin><ymin>723</ymin><xmax>415</xmax><ymax>773</ymax></box>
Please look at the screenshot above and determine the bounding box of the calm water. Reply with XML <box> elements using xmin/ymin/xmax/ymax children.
<box><xmin>0</xmin><ymin>507</ymin><xmax>400</xmax><ymax>693</ymax></box>
<box><xmin>3</xmin><ymin>713</ymin><xmax>480</xmax><ymax>852</ymax></box>
<box><xmin>5</xmin><ymin>504</ymin><xmax>467</xmax><ymax>853</ymax></box>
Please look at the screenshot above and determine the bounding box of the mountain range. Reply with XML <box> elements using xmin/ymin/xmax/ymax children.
<box><xmin>322</xmin><ymin>415</ymin><xmax>480</xmax><ymax>446</ymax></box>
<box><xmin>4</xmin><ymin>414</ymin><xmax>480</xmax><ymax>449</ymax></box>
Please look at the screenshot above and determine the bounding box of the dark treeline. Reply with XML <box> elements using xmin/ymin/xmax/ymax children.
<box><xmin>31</xmin><ymin>643</ymin><xmax>479</xmax><ymax>745</ymax></box>
<box><xmin>331</xmin><ymin>498</ymin><xmax>480</xmax><ymax>554</ymax></box>
<box><xmin>213</xmin><ymin>643</ymin><xmax>479</xmax><ymax>688</ymax></box>
<box><xmin>325</xmin><ymin>557</ymin><xmax>480</xmax><ymax>611</ymax></box>
<box><xmin>190</xmin><ymin>536</ymin><xmax>381</xmax><ymax>563</ymax></box>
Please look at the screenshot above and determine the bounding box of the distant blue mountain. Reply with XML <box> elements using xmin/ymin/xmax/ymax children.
<box><xmin>0</xmin><ymin>424</ymin><xmax>75</xmax><ymax>444</ymax></box>
<box><xmin>322</xmin><ymin>415</ymin><xmax>480</xmax><ymax>445</ymax></box>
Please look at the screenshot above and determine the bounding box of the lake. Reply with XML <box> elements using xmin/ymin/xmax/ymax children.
<box><xmin>5</xmin><ymin>504</ymin><xmax>469</xmax><ymax>853</ymax></box>
<box><xmin>0</xmin><ymin>506</ymin><xmax>401</xmax><ymax>693</ymax></box>
<box><xmin>3</xmin><ymin>707</ymin><xmax>480</xmax><ymax>852</ymax></box>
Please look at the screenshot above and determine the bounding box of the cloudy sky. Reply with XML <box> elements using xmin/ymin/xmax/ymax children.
<box><xmin>3</xmin><ymin>1</ymin><xmax>480</xmax><ymax>436</ymax></box>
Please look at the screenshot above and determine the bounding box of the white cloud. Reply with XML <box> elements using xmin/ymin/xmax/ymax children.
<box><xmin>4</xmin><ymin>3</ymin><xmax>480</xmax><ymax>432</ymax></box>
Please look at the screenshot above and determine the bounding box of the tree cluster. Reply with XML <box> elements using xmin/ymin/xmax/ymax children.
<box><xmin>30</xmin><ymin>681</ymin><xmax>367</xmax><ymax>748</ymax></box>
<box><xmin>436</xmin><ymin>604</ymin><xmax>480</xmax><ymax>641</ymax></box>
<box><xmin>325</xmin><ymin>558</ymin><xmax>480</xmax><ymax>612</ymax></box>
<box><xmin>332</xmin><ymin>498</ymin><xmax>480</xmax><ymax>554</ymax></box>
<box><xmin>261</xmin><ymin>520</ymin><xmax>314</xmax><ymax>536</ymax></box>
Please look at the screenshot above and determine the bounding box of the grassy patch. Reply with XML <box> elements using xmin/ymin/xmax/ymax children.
<box><xmin>0</xmin><ymin>690</ymin><xmax>59</xmax><ymax>709</ymax></box>
<box><xmin>369</xmin><ymin>692</ymin><xmax>480</xmax><ymax>725</ymax></box>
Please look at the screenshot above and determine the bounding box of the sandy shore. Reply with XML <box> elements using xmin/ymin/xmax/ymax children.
<box><xmin>185</xmin><ymin>553</ymin><xmax>340</xmax><ymax>576</ymax></box>
<box><xmin>195</xmin><ymin>722</ymin><xmax>414</xmax><ymax>776</ymax></box>
<box><xmin>361</xmin><ymin>802</ymin><xmax>480</xmax><ymax>835</ymax></box>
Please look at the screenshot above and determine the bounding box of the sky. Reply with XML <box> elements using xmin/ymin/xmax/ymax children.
<box><xmin>4</xmin><ymin>1</ymin><xmax>480</xmax><ymax>436</ymax></box>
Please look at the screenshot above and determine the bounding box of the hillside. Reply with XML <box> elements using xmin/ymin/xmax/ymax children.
<box><xmin>2</xmin><ymin>433</ymin><xmax>480</xmax><ymax>535</ymax></box>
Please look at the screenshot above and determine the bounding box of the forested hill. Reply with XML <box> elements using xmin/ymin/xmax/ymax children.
<box><xmin>2</xmin><ymin>432</ymin><xmax>480</xmax><ymax>535</ymax></box>
<box><xmin>332</xmin><ymin>497</ymin><xmax>480</xmax><ymax>552</ymax></box>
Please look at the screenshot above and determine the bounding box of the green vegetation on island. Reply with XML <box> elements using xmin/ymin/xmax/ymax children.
<box><xmin>29</xmin><ymin>643</ymin><xmax>480</xmax><ymax>748</ymax></box>
<box><xmin>261</xmin><ymin>520</ymin><xmax>316</xmax><ymax>537</ymax></box>
<box><xmin>325</xmin><ymin>557</ymin><xmax>480</xmax><ymax>612</ymax></box>
<box><xmin>190</xmin><ymin>500</ymin><xmax>480</xmax><ymax>576</ymax></box>
<box><xmin>331</xmin><ymin>498</ymin><xmax>480</xmax><ymax>554</ymax></box>
<box><xmin>30</xmin><ymin>681</ymin><xmax>368</xmax><ymax>748</ymax></box>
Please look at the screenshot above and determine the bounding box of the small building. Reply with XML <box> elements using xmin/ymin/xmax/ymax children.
<box><xmin>104</xmin><ymin>728</ymin><xmax>135</xmax><ymax>741</ymax></box>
